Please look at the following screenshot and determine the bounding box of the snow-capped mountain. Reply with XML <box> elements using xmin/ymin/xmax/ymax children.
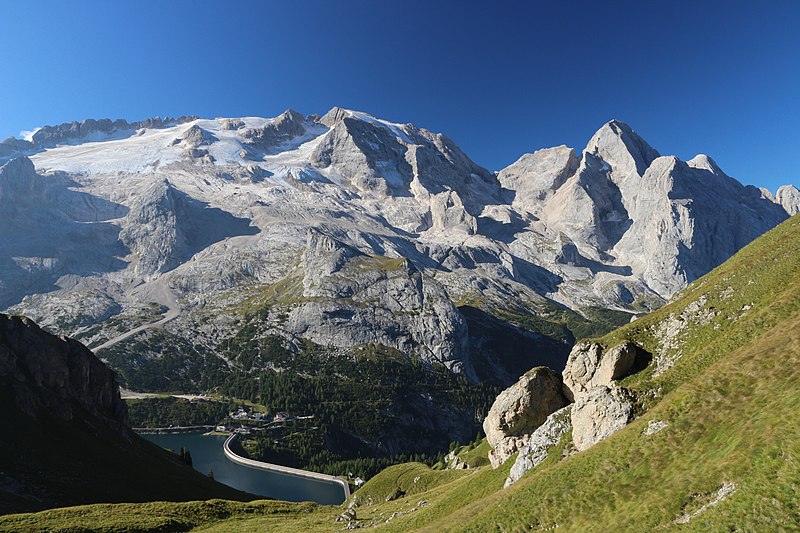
<box><xmin>0</xmin><ymin>108</ymin><xmax>794</xmax><ymax>385</ymax></box>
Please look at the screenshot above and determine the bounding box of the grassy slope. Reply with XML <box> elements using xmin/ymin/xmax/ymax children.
<box><xmin>2</xmin><ymin>215</ymin><xmax>798</xmax><ymax>531</ymax></box>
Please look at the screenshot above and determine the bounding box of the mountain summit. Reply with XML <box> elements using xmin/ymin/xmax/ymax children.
<box><xmin>0</xmin><ymin>110</ymin><xmax>794</xmax><ymax>385</ymax></box>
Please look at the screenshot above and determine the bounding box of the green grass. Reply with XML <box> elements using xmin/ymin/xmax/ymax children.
<box><xmin>5</xmin><ymin>215</ymin><xmax>799</xmax><ymax>532</ymax></box>
<box><xmin>454</xmin><ymin>439</ymin><xmax>491</xmax><ymax>469</ymax></box>
<box><xmin>0</xmin><ymin>500</ymin><xmax>319</xmax><ymax>533</ymax></box>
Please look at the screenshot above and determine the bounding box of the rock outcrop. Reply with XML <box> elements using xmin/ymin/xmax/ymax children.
<box><xmin>0</xmin><ymin>313</ymin><xmax>128</xmax><ymax>434</ymax></box>
<box><xmin>490</xmin><ymin>341</ymin><xmax>643</xmax><ymax>482</ymax></box>
<box><xmin>775</xmin><ymin>185</ymin><xmax>800</xmax><ymax>215</ymax></box>
<box><xmin>483</xmin><ymin>367</ymin><xmax>568</xmax><ymax>467</ymax></box>
<box><xmin>562</xmin><ymin>341</ymin><xmax>637</xmax><ymax>401</ymax></box>
<box><xmin>241</xmin><ymin>109</ymin><xmax>307</xmax><ymax>155</ymax></box>
<box><xmin>119</xmin><ymin>179</ymin><xmax>256</xmax><ymax>279</ymax></box>
<box><xmin>570</xmin><ymin>385</ymin><xmax>633</xmax><ymax>451</ymax></box>
<box><xmin>279</xmin><ymin>229</ymin><xmax>473</xmax><ymax>374</ymax></box>
<box><xmin>505</xmin><ymin>405</ymin><xmax>572</xmax><ymax>487</ymax></box>
<box><xmin>28</xmin><ymin>116</ymin><xmax>197</xmax><ymax>148</ymax></box>
<box><xmin>120</xmin><ymin>179</ymin><xmax>189</xmax><ymax>278</ymax></box>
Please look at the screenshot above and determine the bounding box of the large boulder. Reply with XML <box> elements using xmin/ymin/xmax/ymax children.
<box><xmin>571</xmin><ymin>385</ymin><xmax>633</xmax><ymax>451</ymax></box>
<box><xmin>483</xmin><ymin>366</ymin><xmax>568</xmax><ymax>467</ymax></box>
<box><xmin>562</xmin><ymin>341</ymin><xmax>637</xmax><ymax>401</ymax></box>
<box><xmin>505</xmin><ymin>405</ymin><xmax>572</xmax><ymax>487</ymax></box>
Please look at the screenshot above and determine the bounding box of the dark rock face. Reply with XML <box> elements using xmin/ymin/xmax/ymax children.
<box><xmin>0</xmin><ymin>314</ymin><xmax>128</xmax><ymax>434</ymax></box>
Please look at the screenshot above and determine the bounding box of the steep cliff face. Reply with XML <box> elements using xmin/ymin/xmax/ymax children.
<box><xmin>0</xmin><ymin>314</ymin><xmax>128</xmax><ymax>432</ymax></box>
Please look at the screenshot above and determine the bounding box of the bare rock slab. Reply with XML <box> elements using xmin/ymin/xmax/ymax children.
<box><xmin>571</xmin><ymin>385</ymin><xmax>633</xmax><ymax>451</ymax></box>
<box><xmin>483</xmin><ymin>366</ymin><xmax>568</xmax><ymax>468</ymax></box>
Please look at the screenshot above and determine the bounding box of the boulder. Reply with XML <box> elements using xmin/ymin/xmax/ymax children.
<box><xmin>505</xmin><ymin>405</ymin><xmax>572</xmax><ymax>487</ymax></box>
<box><xmin>562</xmin><ymin>341</ymin><xmax>637</xmax><ymax>401</ymax></box>
<box><xmin>483</xmin><ymin>366</ymin><xmax>568</xmax><ymax>468</ymax></box>
<box><xmin>571</xmin><ymin>385</ymin><xmax>632</xmax><ymax>451</ymax></box>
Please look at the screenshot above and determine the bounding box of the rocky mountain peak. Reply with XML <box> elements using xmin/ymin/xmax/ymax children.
<box><xmin>686</xmin><ymin>154</ymin><xmax>724</xmax><ymax>175</ymax></box>
<box><xmin>0</xmin><ymin>137</ymin><xmax>35</xmax><ymax>158</ymax></box>
<box><xmin>239</xmin><ymin>110</ymin><xmax>308</xmax><ymax>155</ymax></box>
<box><xmin>319</xmin><ymin>106</ymin><xmax>351</xmax><ymax>128</ymax></box>
<box><xmin>585</xmin><ymin>119</ymin><xmax>660</xmax><ymax>177</ymax></box>
<box><xmin>0</xmin><ymin>155</ymin><xmax>36</xmax><ymax>179</ymax></box>
<box><xmin>277</xmin><ymin>108</ymin><xmax>306</xmax><ymax>126</ymax></box>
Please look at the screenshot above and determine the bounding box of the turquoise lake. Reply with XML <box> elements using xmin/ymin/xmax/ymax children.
<box><xmin>142</xmin><ymin>431</ymin><xmax>346</xmax><ymax>505</ymax></box>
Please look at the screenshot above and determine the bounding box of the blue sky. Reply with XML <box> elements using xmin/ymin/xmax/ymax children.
<box><xmin>1</xmin><ymin>0</ymin><xmax>798</xmax><ymax>191</ymax></box>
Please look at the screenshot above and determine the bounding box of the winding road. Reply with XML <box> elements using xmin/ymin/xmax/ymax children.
<box><xmin>92</xmin><ymin>277</ymin><xmax>180</xmax><ymax>353</ymax></box>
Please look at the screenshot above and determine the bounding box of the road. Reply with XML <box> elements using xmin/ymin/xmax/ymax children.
<box><xmin>223</xmin><ymin>433</ymin><xmax>351</xmax><ymax>499</ymax></box>
<box><xmin>92</xmin><ymin>277</ymin><xmax>180</xmax><ymax>353</ymax></box>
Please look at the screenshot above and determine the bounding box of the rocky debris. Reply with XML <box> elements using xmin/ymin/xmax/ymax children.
<box><xmin>335</xmin><ymin>507</ymin><xmax>357</xmax><ymax>522</ymax></box>
<box><xmin>505</xmin><ymin>405</ymin><xmax>572</xmax><ymax>487</ymax></box>
<box><xmin>674</xmin><ymin>482</ymin><xmax>736</xmax><ymax>524</ymax></box>
<box><xmin>443</xmin><ymin>449</ymin><xmax>469</xmax><ymax>470</ymax></box>
<box><xmin>562</xmin><ymin>341</ymin><xmax>638</xmax><ymax>401</ymax></box>
<box><xmin>653</xmin><ymin>294</ymin><xmax>718</xmax><ymax>374</ymax></box>
<box><xmin>570</xmin><ymin>385</ymin><xmax>633</xmax><ymax>451</ymax></box>
<box><xmin>0</xmin><ymin>313</ymin><xmax>128</xmax><ymax>433</ymax></box>
<box><xmin>484</xmin><ymin>367</ymin><xmax>568</xmax><ymax>467</ymax></box>
<box><xmin>643</xmin><ymin>419</ymin><xmax>669</xmax><ymax>435</ymax></box>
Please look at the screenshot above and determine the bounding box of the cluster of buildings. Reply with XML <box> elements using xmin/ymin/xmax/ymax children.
<box><xmin>214</xmin><ymin>408</ymin><xmax>311</xmax><ymax>433</ymax></box>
